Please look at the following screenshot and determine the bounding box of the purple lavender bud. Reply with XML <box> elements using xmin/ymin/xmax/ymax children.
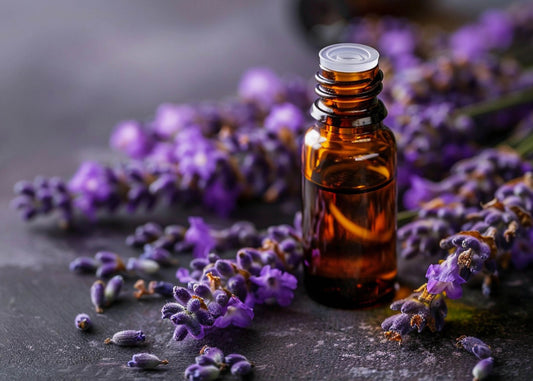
<box><xmin>96</xmin><ymin>262</ymin><xmax>121</xmax><ymax>279</ymax></box>
<box><xmin>140</xmin><ymin>246</ymin><xmax>173</xmax><ymax>266</ymax></box>
<box><xmin>127</xmin><ymin>258</ymin><xmax>160</xmax><ymax>275</ymax></box>
<box><xmin>161</xmin><ymin>302</ymin><xmax>185</xmax><ymax>319</ymax></box>
<box><xmin>191</xmin><ymin>258</ymin><xmax>210</xmax><ymax>270</ymax></box>
<box><xmin>456</xmin><ymin>336</ymin><xmax>492</xmax><ymax>359</ymax></box>
<box><xmin>214</xmin><ymin>259</ymin><xmax>235</xmax><ymax>277</ymax></box>
<box><xmin>69</xmin><ymin>257</ymin><xmax>98</xmax><ymax>273</ymax></box>
<box><xmin>187</xmin><ymin>298</ymin><xmax>202</xmax><ymax>313</ymax></box>
<box><xmin>14</xmin><ymin>180</ymin><xmax>35</xmax><ymax>196</ymax></box>
<box><xmin>104</xmin><ymin>330</ymin><xmax>145</xmax><ymax>346</ymax></box>
<box><xmin>207</xmin><ymin>302</ymin><xmax>223</xmax><ymax>317</ymax></box>
<box><xmin>192</xmin><ymin>283</ymin><xmax>212</xmax><ymax>300</ymax></box>
<box><xmin>236</xmin><ymin>250</ymin><xmax>253</xmax><ymax>269</ymax></box>
<box><xmin>90</xmin><ymin>280</ymin><xmax>105</xmax><ymax>314</ymax></box>
<box><xmin>195</xmin><ymin>355</ymin><xmax>218</xmax><ymax>367</ymax></box>
<box><xmin>127</xmin><ymin>353</ymin><xmax>168</xmax><ymax>369</ymax></box>
<box><xmin>472</xmin><ymin>357</ymin><xmax>494</xmax><ymax>381</ymax></box>
<box><xmin>194</xmin><ymin>310</ymin><xmax>214</xmax><ymax>326</ymax></box>
<box><xmin>213</xmin><ymin>290</ymin><xmax>229</xmax><ymax>307</ymax></box>
<box><xmin>104</xmin><ymin>275</ymin><xmax>123</xmax><ymax>306</ymax></box>
<box><xmin>230</xmin><ymin>360</ymin><xmax>253</xmax><ymax>376</ymax></box>
<box><xmin>201</xmin><ymin>346</ymin><xmax>225</xmax><ymax>364</ymax></box>
<box><xmin>227</xmin><ymin>275</ymin><xmax>248</xmax><ymax>302</ymax></box>
<box><xmin>381</xmin><ymin>313</ymin><xmax>415</xmax><ymax>336</ymax></box>
<box><xmin>173</xmin><ymin>325</ymin><xmax>188</xmax><ymax>341</ymax></box>
<box><xmin>74</xmin><ymin>313</ymin><xmax>92</xmax><ymax>331</ymax></box>
<box><xmin>224</xmin><ymin>353</ymin><xmax>249</xmax><ymax>367</ymax></box>
<box><xmin>173</xmin><ymin>286</ymin><xmax>192</xmax><ymax>304</ymax></box>
<box><xmin>95</xmin><ymin>251</ymin><xmax>120</xmax><ymax>264</ymax></box>
<box><xmin>171</xmin><ymin>311</ymin><xmax>191</xmax><ymax>326</ymax></box>
<box><xmin>184</xmin><ymin>364</ymin><xmax>220</xmax><ymax>381</ymax></box>
<box><xmin>149</xmin><ymin>281</ymin><xmax>174</xmax><ymax>297</ymax></box>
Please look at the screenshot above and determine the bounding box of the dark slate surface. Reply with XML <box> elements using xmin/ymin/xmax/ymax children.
<box><xmin>1</xmin><ymin>1</ymin><xmax>532</xmax><ymax>380</ymax></box>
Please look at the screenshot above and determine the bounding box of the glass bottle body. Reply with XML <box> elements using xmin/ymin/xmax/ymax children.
<box><xmin>301</xmin><ymin>63</ymin><xmax>397</xmax><ymax>308</ymax></box>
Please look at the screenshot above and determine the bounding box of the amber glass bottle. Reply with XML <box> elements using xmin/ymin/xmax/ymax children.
<box><xmin>301</xmin><ymin>43</ymin><xmax>397</xmax><ymax>308</ymax></box>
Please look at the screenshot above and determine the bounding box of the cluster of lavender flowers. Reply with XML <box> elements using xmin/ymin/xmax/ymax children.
<box><xmin>383</xmin><ymin>172</ymin><xmax>533</xmax><ymax>342</ymax></box>
<box><xmin>345</xmin><ymin>6</ymin><xmax>533</xmax><ymax>194</ymax></box>
<box><xmin>11</xmin><ymin>69</ymin><xmax>310</xmax><ymax>226</ymax></box>
<box><xmin>184</xmin><ymin>346</ymin><xmax>253</xmax><ymax>380</ymax></box>
<box><xmin>398</xmin><ymin>147</ymin><xmax>532</xmax><ymax>260</ymax></box>
<box><xmin>162</xmin><ymin>217</ymin><xmax>302</xmax><ymax>341</ymax></box>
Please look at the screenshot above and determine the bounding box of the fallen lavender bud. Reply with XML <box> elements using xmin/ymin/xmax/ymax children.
<box><xmin>127</xmin><ymin>353</ymin><xmax>168</xmax><ymax>369</ymax></box>
<box><xmin>184</xmin><ymin>364</ymin><xmax>220</xmax><ymax>381</ymax></box>
<box><xmin>104</xmin><ymin>330</ymin><xmax>145</xmax><ymax>346</ymax></box>
<box><xmin>69</xmin><ymin>257</ymin><xmax>98</xmax><ymax>273</ymax></box>
<box><xmin>230</xmin><ymin>360</ymin><xmax>253</xmax><ymax>376</ymax></box>
<box><xmin>74</xmin><ymin>313</ymin><xmax>92</xmax><ymax>331</ymax></box>
<box><xmin>90</xmin><ymin>280</ymin><xmax>105</xmax><ymax>314</ymax></box>
<box><xmin>472</xmin><ymin>357</ymin><xmax>494</xmax><ymax>381</ymax></box>
<box><xmin>456</xmin><ymin>335</ymin><xmax>492</xmax><ymax>359</ymax></box>
<box><xmin>127</xmin><ymin>257</ymin><xmax>160</xmax><ymax>275</ymax></box>
<box><xmin>104</xmin><ymin>275</ymin><xmax>123</xmax><ymax>306</ymax></box>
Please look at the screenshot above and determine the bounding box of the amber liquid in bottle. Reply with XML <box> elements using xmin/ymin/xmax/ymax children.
<box><xmin>302</xmin><ymin>44</ymin><xmax>397</xmax><ymax>308</ymax></box>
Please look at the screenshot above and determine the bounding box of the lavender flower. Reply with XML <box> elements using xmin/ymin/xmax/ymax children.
<box><xmin>238</xmin><ymin>67</ymin><xmax>284</xmax><ymax>110</ymax></box>
<box><xmin>110</xmin><ymin>120</ymin><xmax>153</xmax><ymax>159</ymax></box>
<box><xmin>425</xmin><ymin>253</ymin><xmax>467</xmax><ymax>299</ymax></box>
<box><xmin>68</xmin><ymin>162</ymin><xmax>119</xmax><ymax>218</ymax></box>
<box><xmin>250</xmin><ymin>265</ymin><xmax>298</xmax><ymax>306</ymax></box>
<box><xmin>184</xmin><ymin>217</ymin><xmax>216</xmax><ymax>258</ymax></box>
<box><xmin>152</xmin><ymin>103</ymin><xmax>197</xmax><ymax>139</ymax></box>
<box><xmin>104</xmin><ymin>330</ymin><xmax>145</xmax><ymax>346</ymax></box>
<box><xmin>264</xmin><ymin>102</ymin><xmax>305</xmax><ymax>134</ymax></box>
<box><xmin>127</xmin><ymin>353</ymin><xmax>168</xmax><ymax>369</ymax></box>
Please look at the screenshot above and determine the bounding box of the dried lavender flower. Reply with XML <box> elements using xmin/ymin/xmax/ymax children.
<box><xmin>184</xmin><ymin>364</ymin><xmax>220</xmax><ymax>381</ymax></box>
<box><xmin>69</xmin><ymin>257</ymin><xmax>98</xmax><ymax>273</ymax></box>
<box><xmin>472</xmin><ymin>357</ymin><xmax>494</xmax><ymax>381</ymax></box>
<box><xmin>104</xmin><ymin>330</ymin><xmax>146</xmax><ymax>346</ymax></box>
<box><xmin>90</xmin><ymin>280</ymin><xmax>105</xmax><ymax>314</ymax></box>
<box><xmin>104</xmin><ymin>275</ymin><xmax>124</xmax><ymax>306</ymax></box>
<box><xmin>456</xmin><ymin>335</ymin><xmax>492</xmax><ymax>359</ymax></box>
<box><xmin>127</xmin><ymin>353</ymin><xmax>168</xmax><ymax>369</ymax></box>
<box><xmin>74</xmin><ymin>313</ymin><xmax>92</xmax><ymax>331</ymax></box>
<box><xmin>127</xmin><ymin>258</ymin><xmax>160</xmax><ymax>275</ymax></box>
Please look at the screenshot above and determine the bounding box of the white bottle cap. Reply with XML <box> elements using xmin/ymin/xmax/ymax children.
<box><xmin>319</xmin><ymin>43</ymin><xmax>379</xmax><ymax>73</ymax></box>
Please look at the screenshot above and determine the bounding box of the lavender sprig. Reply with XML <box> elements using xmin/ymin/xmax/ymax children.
<box><xmin>162</xmin><ymin>217</ymin><xmax>302</xmax><ymax>341</ymax></box>
<box><xmin>383</xmin><ymin>173</ymin><xmax>533</xmax><ymax>342</ymax></box>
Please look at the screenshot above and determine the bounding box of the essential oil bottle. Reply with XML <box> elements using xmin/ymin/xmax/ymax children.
<box><xmin>301</xmin><ymin>43</ymin><xmax>397</xmax><ymax>308</ymax></box>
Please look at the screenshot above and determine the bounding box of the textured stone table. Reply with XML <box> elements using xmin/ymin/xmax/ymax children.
<box><xmin>1</xmin><ymin>1</ymin><xmax>531</xmax><ymax>380</ymax></box>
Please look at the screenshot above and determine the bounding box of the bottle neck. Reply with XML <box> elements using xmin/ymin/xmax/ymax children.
<box><xmin>310</xmin><ymin>66</ymin><xmax>387</xmax><ymax>129</ymax></box>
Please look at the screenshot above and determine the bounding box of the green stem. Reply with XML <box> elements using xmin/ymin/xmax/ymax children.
<box><xmin>455</xmin><ymin>87</ymin><xmax>533</xmax><ymax>118</ymax></box>
<box><xmin>397</xmin><ymin>209</ymin><xmax>418</xmax><ymax>225</ymax></box>
<box><xmin>513</xmin><ymin>131</ymin><xmax>533</xmax><ymax>157</ymax></box>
